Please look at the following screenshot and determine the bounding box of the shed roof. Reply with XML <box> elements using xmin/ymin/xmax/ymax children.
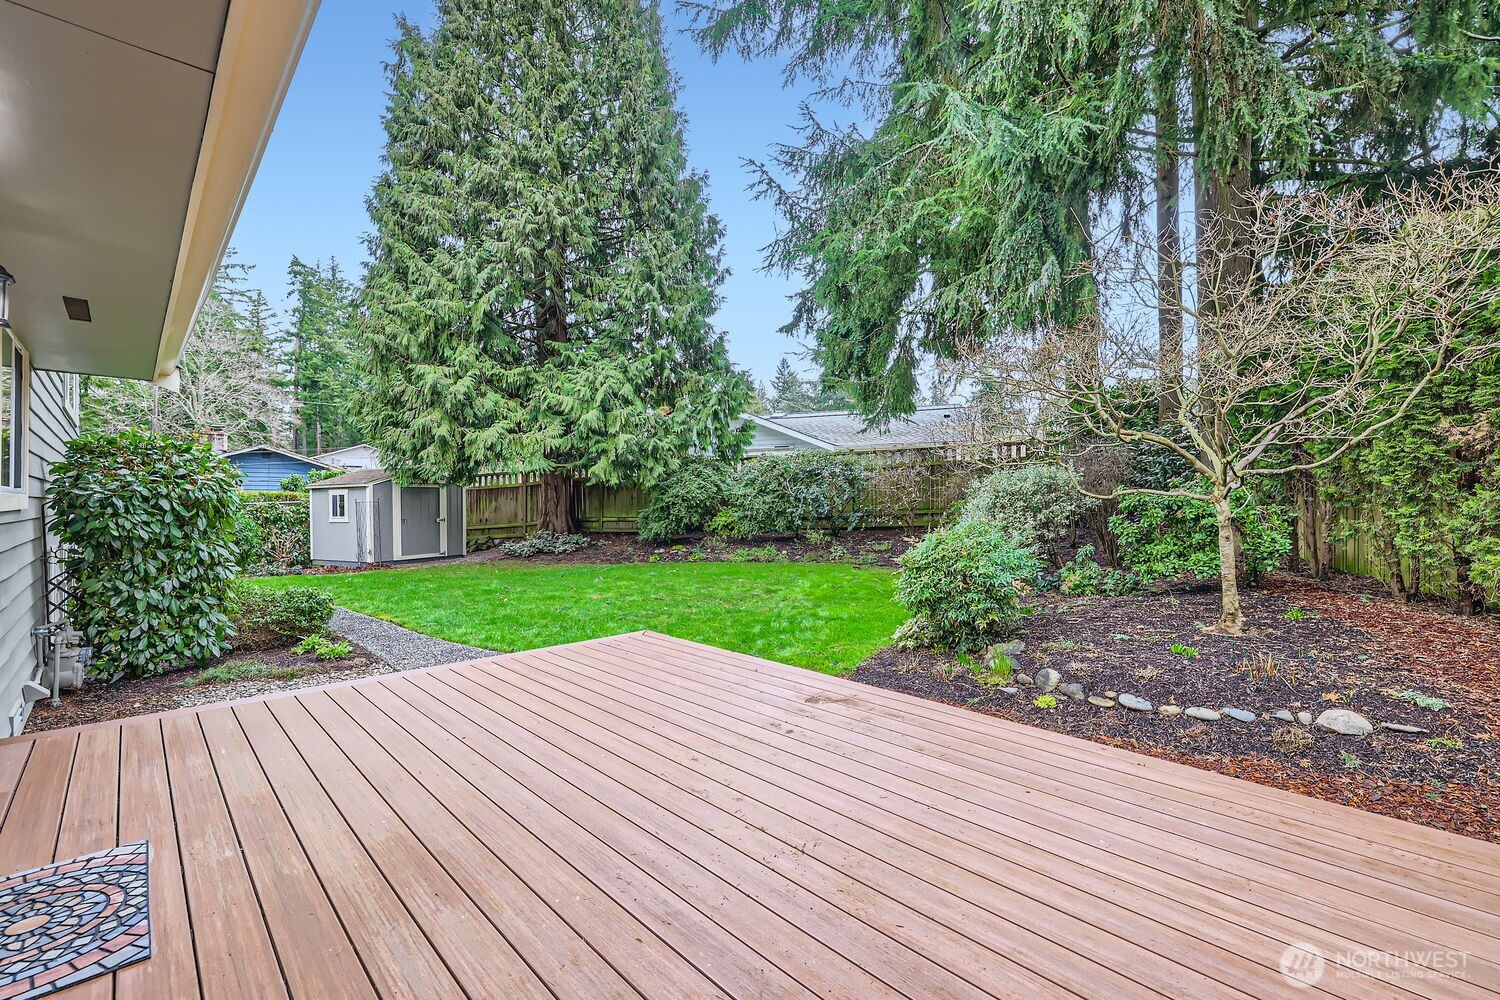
<box><xmin>307</xmin><ymin>468</ymin><xmax>392</xmax><ymax>489</ymax></box>
<box><xmin>751</xmin><ymin>405</ymin><xmax>969</xmax><ymax>451</ymax></box>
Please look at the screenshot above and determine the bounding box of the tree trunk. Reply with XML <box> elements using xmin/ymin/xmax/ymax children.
<box><xmin>1213</xmin><ymin>492</ymin><xmax>1246</xmax><ymax>633</ymax></box>
<box><xmin>537</xmin><ymin>473</ymin><xmax>575</xmax><ymax>534</ymax></box>
<box><xmin>1155</xmin><ymin>76</ymin><xmax>1183</xmax><ymax>424</ymax></box>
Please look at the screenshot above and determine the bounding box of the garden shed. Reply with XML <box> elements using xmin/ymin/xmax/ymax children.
<box><xmin>308</xmin><ymin>470</ymin><xmax>465</xmax><ymax>565</ymax></box>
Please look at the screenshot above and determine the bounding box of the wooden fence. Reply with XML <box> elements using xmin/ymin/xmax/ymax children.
<box><xmin>1324</xmin><ymin>505</ymin><xmax>1463</xmax><ymax>601</ymax></box>
<box><xmin>464</xmin><ymin>452</ymin><xmax>977</xmax><ymax>542</ymax></box>
<box><xmin>465</xmin><ymin>473</ymin><xmax>649</xmax><ymax>538</ymax></box>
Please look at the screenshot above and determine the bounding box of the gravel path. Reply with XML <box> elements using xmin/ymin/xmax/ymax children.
<box><xmin>330</xmin><ymin>608</ymin><xmax>498</xmax><ymax>669</ymax></box>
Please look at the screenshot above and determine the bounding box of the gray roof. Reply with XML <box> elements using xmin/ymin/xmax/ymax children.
<box><xmin>755</xmin><ymin>405</ymin><xmax>968</xmax><ymax>451</ymax></box>
<box><xmin>306</xmin><ymin>468</ymin><xmax>392</xmax><ymax>489</ymax></box>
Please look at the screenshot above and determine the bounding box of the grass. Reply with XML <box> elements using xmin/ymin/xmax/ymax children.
<box><xmin>248</xmin><ymin>561</ymin><xmax>906</xmax><ymax>674</ymax></box>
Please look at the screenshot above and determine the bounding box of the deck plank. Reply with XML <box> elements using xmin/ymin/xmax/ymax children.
<box><xmin>196</xmin><ymin>706</ymin><xmax>377</xmax><ymax>1000</ymax></box>
<box><xmin>0</xmin><ymin>632</ymin><xmax>1495</xmax><ymax>1000</ymax></box>
<box><xmin>460</xmin><ymin>652</ymin><xmax>1412</xmax><ymax>1000</ymax></box>
<box><xmin>114</xmin><ymin>721</ymin><xmax>199</xmax><ymax>1000</ymax></box>
<box><xmin>612</xmin><ymin>634</ymin><xmax>1500</xmax><ymax>922</ymax></box>
<box><xmin>262</xmin><ymin>694</ymin><xmax>556</xmax><ymax>1000</ymax></box>
<box><xmin>52</xmin><ymin>726</ymin><xmax>119</xmax><ymax>1000</ymax></box>
<box><xmin>160</xmin><ymin>713</ymin><xmax>289</xmax><ymax>1000</ymax></box>
<box><xmin>536</xmin><ymin>638</ymin><xmax>1500</xmax><ymax>996</ymax></box>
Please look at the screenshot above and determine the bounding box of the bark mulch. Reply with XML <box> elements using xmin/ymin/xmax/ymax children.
<box><xmin>850</xmin><ymin>575</ymin><xmax>1499</xmax><ymax>843</ymax></box>
<box><xmin>23</xmin><ymin>643</ymin><xmax>382</xmax><ymax>734</ymax></box>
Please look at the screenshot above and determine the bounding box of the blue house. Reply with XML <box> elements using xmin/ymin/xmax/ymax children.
<box><xmin>225</xmin><ymin>446</ymin><xmax>337</xmax><ymax>491</ymax></box>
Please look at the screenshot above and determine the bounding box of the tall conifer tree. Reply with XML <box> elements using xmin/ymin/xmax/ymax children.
<box><xmin>359</xmin><ymin>0</ymin><xmax>749</xmax><ymax>530</ymax></box>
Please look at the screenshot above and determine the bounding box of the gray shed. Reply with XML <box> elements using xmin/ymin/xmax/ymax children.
<box><xmin>307</xmin><ymin>469</ymin><xmax>466</xmax><ymax>565</ymax></box>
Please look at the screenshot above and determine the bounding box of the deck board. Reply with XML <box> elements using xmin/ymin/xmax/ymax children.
<box><xmin>0</xmin><ymin>631</ymin><xmax>1496</xmax><ymax>1000</ymax></box>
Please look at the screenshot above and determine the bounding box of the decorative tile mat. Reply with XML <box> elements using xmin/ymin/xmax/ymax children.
<box><xmin>0</xmin><ymin>842</ymin><xmax>150</xmax><ymax>999</ymax></box>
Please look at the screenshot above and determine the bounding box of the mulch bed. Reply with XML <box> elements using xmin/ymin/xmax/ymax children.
<box><xmin>465</xmin><ymin>528</ymin><xmax>920</xmax><ymax>568</ymax></box>
<box><xmin>23</xmin><ymin>643</ymin><xmax>382</xmax><ymax>734</ymax></box>
<box><xmin>850</xmin><ymin>574</ymin><xmax>1500</xmax><ymax>843</ymax></box>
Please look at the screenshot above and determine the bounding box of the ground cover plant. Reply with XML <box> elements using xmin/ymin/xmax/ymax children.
<box><xmin>249</xmin><ymin>560</ymin><xmax>904</xmax><ymax>673</ymax></box>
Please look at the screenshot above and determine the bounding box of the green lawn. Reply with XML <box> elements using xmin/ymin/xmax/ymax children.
<box><xmin>248</xmin><ymin>561</ymin><xmax>906</xmax><ymax>674</ymax></box>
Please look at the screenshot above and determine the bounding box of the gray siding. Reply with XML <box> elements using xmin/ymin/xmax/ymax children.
<box><xmin>1</xmin><ymin>370</ymin><xmax>79</xmax><ymax>734</ymax></box>
<box><xmin>309</xmin><ymin>485</ymin><xmax>368</xmax><ymax>564</ymax></box>
<box><xmin>745</xmin><ymin>422</ymin><xmax>823</xmax><ymax>456</ymax></box>
<box><xmin>446</xmin><ymin>485</ymin><xmax>465</xmax><ymax>556</ymax></box>
<box><xmin>372</xmin><ymin>481</ymin><xmax>393</xmax><ymax>563</ymax></box>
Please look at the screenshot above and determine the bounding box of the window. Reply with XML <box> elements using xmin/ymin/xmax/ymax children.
<box><xmin>0</xmin><ymin>331</ymin><xmax>27</xmax><ymax>493</ymax></box>
<box><xmin>328</xmin><ymin>490</ymin><xmax>348</xmax><ymax>522</ymax></box>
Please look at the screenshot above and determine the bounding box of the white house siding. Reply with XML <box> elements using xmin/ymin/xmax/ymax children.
<box><xmin>745</xmin><ymin>422</ymin><xmax>827</xmax><ymax>456</ymax></box>
<box><xmin>0</xmin><ymin>370</ymin><xmax>79</xmax><ymax>734</ymax></box>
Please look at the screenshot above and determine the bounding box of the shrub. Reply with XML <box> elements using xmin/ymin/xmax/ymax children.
<box><xmin>228</xmin><ymin>584</ymin><xmax>336</xmax><ymax>652</ymax></box>
<box><xmin>1109</xmin><ymin>487</ymin><xmax>1291</xmax><ymax>585</ymax></box>
<box><xmin>636</xmin><ymin>459</ymin><xmax>731</xmax><ymax>542</ymax></box>
<box><xmin>1051</xmin><ymin>546</ymin><xmax>1139</xmax><ymax>596</ymax></box>
<box><xmin>237</xmin><ymin>491</ymin><xmax>310</xmax><ymax>573</ymax></box>
<box><xmin>294</xmin><ymin>634</ymin><xmax>353</xmax><ymax>660</ymax></box>
<box><xmin>712</xmin><ymin>453</ymin><xmax>871</xmax><ymax>538</ymax></box>
<box><xmin>280</xmin><ymin>473</ymin><xmax>309</xmax><ymax>492</ymax></box>
<box><xmin>500</xmin><ymin>530</ymin><xmax>591</xmax><ymax>557</ymax></box>
<box><xmin>960</xmin><ymin>465</ymin><xmax>1097</xmax><ymax>563</ymax></box>
<box><xmin>894</xmin><ymin>522</ymin><xmax>1041</xmax><ymax>653</ymax></box>
<box><xmin>48</xmin><ymin>432</ymin><xmax>242</xmax><ymax>679</ymax></box>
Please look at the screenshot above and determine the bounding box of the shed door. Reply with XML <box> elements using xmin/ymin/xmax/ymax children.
<box><xmin>399</xmin><ymin>487</ymin><xmax>444</xmax><ymax>558</ymax></box>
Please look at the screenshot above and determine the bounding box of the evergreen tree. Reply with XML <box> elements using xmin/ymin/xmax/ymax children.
<box><xmin>694</xmin><ymin>0</ymin><xmax>1500</xmax><ymax>417</ymax></box>
<box><xmin>358</xmin><ymin>0</ymin><xmax>749</xmax><ymax>531</ymax></box>
<box><xmin>767</xmin><ymin>357</ymin><xmax>815</xmax><ymax>412</ymax></box>
<box><xmin>285</xmin><ymin>257</ymin><xmax>361</xmax><ymax>454</ymax></box>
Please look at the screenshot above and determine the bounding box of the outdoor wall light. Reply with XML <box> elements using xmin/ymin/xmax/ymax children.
<box><xmin>0</xmin><ymin>265</ymin><xmax>12</xmax><ymax>331</ymax></box>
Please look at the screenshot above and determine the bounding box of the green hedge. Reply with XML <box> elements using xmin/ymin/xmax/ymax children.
<box><xmin>236</xmin><ymin>491</ymin><xmax>311</xmax><ymax>573</ymax></box>
<box><xmin>48</xmin><ymin>431</ymin><xmax>241</xmax><ymax>678</ymax></box>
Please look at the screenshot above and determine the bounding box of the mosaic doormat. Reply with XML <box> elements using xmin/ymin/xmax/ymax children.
<box><xmin>0</xmin><ymin>842</ymin><xmax>150</xmax><ymax>999</ymax></box>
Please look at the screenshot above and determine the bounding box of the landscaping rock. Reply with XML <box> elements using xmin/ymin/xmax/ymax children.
<box><xmin>1105</xmin><ymin>690</ymin><xmax>1118</xmax><ymax>699</ymax></box>
<box><xmin>1117</xmin><ymin>694</ymin><xmax>1153</xmax><ymax>712</ymax></box>
<box><xmin>1296</xmin><ymin>711</ymin><xmax>1314</xmax><ymax>726</ymax></box>
<box><xmin>1158</xmin><ymin>705</ymin><xmax>1182</xmax><ymax>716</ymax></box>
<box><xmin>1035</xmin><ymin>668</ymin><xmax>1061</xmax><ymax>693</ymax></box>
<box><xmin>1014</xmin><ymin>673</ymin><xmax>1034</xmax><ymax>687</ymax></box>
<box><xmin>1379</xmin><ymin>722</ymin><xmax>1430</xmax><ymax>735</ymax></box>
<box><xmin>1059</xmin><ymin>683</ymin><xmax>1085</xmax><ymax>700</ymax></box>
<box><xmin>1273</xmin><ymin>710</ymin><xmax>1295</xmax><ymax>723</ymax></box>
<box><xmin>998</xmin><ymin>687</ymin><xmax>1020</xmax><ymax>695</ymax></box>
<box><xmin>1222</xmin><ymin>708</ymin><xmax>1257</xmax><ymax>723</ymax></box>
<box><xmin>1185</xmin><ymin>707</ymin><xmax>1221</xmax><ymax>721</ymax></box>
<box><xmin>1087</xmin><ymin>696</ymin><xmax>1116</xmax><ymax>708</ymax></box>
<box><xmin>1316</xmin><ymin>709</ymin><xmax>1374</xmax><ymax>736</ymax></box>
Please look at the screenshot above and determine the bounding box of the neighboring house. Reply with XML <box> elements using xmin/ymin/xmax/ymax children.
<box><xmin>0</xmin><ymin>0</ymin><xmax>319</xmax><ymax>734</ymax></box>
<box><xmin>308</xmin><ymin>471</ymin><xmax>465</xmax><ymax>566</ymax></box>
<box><xmin>225</xmin><ymin>446</ymin><xmax>336</xmax><ymax>491</ymax></box>
<box><xmin>744</xmin><ymin>405</ymin><xmax>972</xmax><ymax>457</ymax></box>
<box><xmin>316</xmin><ymin>443</ymin><xmax>383</xmax><ymax>470</ymax></box>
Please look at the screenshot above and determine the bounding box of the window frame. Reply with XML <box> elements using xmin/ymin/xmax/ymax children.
<box><xmin>328</xmin><ymin>489</ymin><xmax>349</xmax><ymax>523</ymax></box>
<box><xmin>0</xmin><ymin>332</ymin><xmax>30</xmax><ymax>509</ymax></box>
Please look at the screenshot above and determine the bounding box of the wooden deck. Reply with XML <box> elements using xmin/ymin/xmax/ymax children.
<box><xmin>0</xmin><ymin>631</ymin><xmax>1496</xmax><ymax>1000</ymax></box>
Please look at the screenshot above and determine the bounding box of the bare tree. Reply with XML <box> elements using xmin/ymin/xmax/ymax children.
<box><xmin>84</xmin><ymin>293</ymin><xmax>294</xmax><ymax>449</ymax></box>
<box><xmin>959</xmin><ymin>172</ymin><xmax>1500</xmax><ymax>633</ymax></box>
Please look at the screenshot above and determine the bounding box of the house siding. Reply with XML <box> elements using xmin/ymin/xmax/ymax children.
<box><xmin>0</xmin><ymin>369</ymin><xmax>79</xmax><ymax>735</ymax></box>
<box><xmin>745</xmin><ymin>422</ymin><xmax>827</xmax><ymax>456</ymax></box>
<box><xmin>230</xmin><ymin>451</ymin><xmax>327</xmax><ymax>491</ymax></box>
<box><xmin>309</xmin><ymin>485</ymin><xmax>369</xmax><ymax>564</ymax></box>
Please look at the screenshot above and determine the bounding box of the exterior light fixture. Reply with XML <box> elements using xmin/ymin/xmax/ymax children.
<box><xmin>0</xmin><ymin>266</ymin><xmax>12</xmax><ymax>331</ymax></box>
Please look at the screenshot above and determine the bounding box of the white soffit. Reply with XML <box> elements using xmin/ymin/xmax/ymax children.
<box><xmin>0</xmin><ymin>0</ymin><xmax>319</xmax><ymax>382</ymax></box>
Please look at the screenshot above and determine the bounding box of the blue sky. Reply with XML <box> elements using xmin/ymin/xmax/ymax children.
<box><xmin>228</xmin><ymin>0</ymin><xmax>850</xmax><ymax>387</ymax></box>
